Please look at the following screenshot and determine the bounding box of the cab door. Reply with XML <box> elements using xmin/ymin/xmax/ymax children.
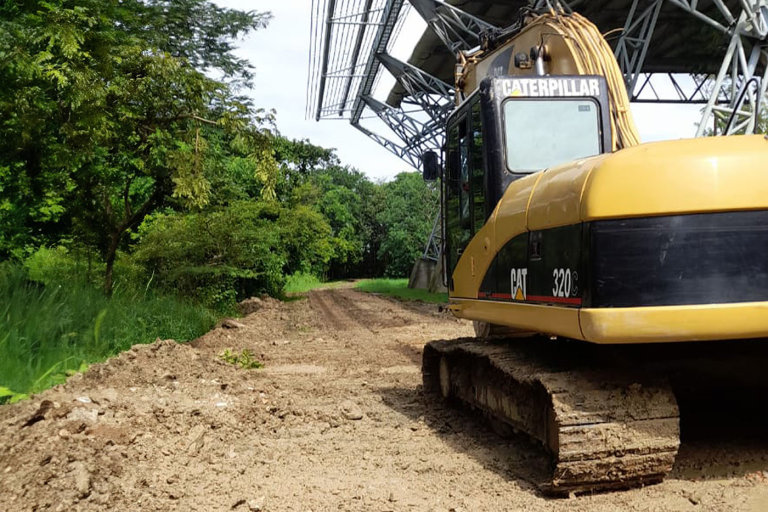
<box><xmin>444</xmin><ymin>98</ymin><xmax>486</xmax><ymax>290</ymax></box>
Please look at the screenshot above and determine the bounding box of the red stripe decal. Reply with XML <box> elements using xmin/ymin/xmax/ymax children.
<box><xmin>476</xmin><ymin>293</ymin><xmax>581</xmax><ymax>305</ymax></box>
<box><xmin>526</xmin><ymin>295</ymin><xmax>582</xmax><ymax>305</ymax></box>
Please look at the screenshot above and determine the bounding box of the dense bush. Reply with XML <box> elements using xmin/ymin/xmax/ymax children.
<box><xmin>133</xmin><ymin>201</ymin><xmax>334</xmax><ymax>309</ymax></box>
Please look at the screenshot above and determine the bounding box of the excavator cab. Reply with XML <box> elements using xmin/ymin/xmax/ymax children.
<box><xmin>443</xmin><ymin>75</ymin><xmax>612</xmax><ymax>283</ymax></box>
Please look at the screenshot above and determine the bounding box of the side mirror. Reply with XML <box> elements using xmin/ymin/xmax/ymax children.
<box><xmin>422</xmin><ymin>151</ymin><xmax>439</xmax><ymax>182</ymax></box>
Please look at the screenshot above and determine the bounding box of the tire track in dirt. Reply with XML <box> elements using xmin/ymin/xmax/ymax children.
<box><xmin>308</xmin><ymin>287</ymin><xmax>444</xmax><ymax>334</ymax></box>
<box><xmin>308</xmin><ymin>289</ymin><xmax>368</xmax><ymax>332</ymax></box>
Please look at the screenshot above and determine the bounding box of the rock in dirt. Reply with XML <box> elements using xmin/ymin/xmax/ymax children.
<box><xmin>248</xmin><ymin>496</ymin><xmax>265</xmax><ymax>511</ymax></box>
<box><xmin>22</xmin><ymin>400</ymin><xmax>54</xmax><ymax>428</ymax></box>
<box><xmin>72</xmin><ymin>462</ymin><xmax>91</xmax><ymax>498</ymax></box>
<box><xmin>239</xmin><ymin>296</ymin><xmax>278</xmax><ymax>315</ymax></box>
<box><xmin>221</xmin><ymin>318</ymin><xmax>247</xmax><ymax>329</ymax></box>
<box><xmin>187</xmin><ymin>425</ymin><xmax>207</xmax><ymax>455</ymax></box>
<box><xmin>67</xmin><ymin>407</ymin><xmax>99</xmax><ymax>423</ymax></box>
<box><xmin>340</xmin><ymin>400</ymin><xmax>364</xmax><ymax>421</ymax></box>
<box><xmin>238</xmin><ymin>297</ymin><xmax>263</xmax><ymax>315</ymax></box>
<box><xmin>683</xmin><ymin>489</ymin><xmax>702</xmax><ymax>505</ymax></box>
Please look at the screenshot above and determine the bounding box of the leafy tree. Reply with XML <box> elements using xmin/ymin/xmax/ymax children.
<box><xmin>0</xmin><ymin>0</ymin><xmax>276</xmax><ymax>294</ymax></box>
<box><xmin>376</xmin><ymin>172</ymin><xmax>439</xmax><ymax>277</ymax></box>
<box><xmin>287</xmin><ymin>161</ymin><xmax>386</xmax><ymax>279</ymax></box>
<box><xmin>273</xmin><ymin>136</ymin><xmax>337</xmax><ymax>201</ymax></box>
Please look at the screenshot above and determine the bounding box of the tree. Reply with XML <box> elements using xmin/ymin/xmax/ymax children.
<box><xmin>0</xmin><ymin>0</ymin><xmax>276</xmax><ymax>294</ymax></box>
<box><xmin>376</xmin><ymin>172</ymin><xmax>439</xmax><ymax>277</ymax></box>
<box><xmin>282</xmin><ymin>148</ymin><xmax>386</xmax><ymax>279</ymax></box>
<box><xmin>272</xmin><ymin>136</ymin><xmax>338</xmax><ymax>202</ymax></box>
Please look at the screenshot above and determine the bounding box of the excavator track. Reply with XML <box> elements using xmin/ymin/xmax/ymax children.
<box><xmin>423</xmin><ymin>338</ymin><xmax>680</xmax><ymax>494</ymax></box>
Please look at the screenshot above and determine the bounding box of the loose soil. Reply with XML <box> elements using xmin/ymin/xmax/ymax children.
<box><xmin>2</xmin><ymin>287</ymin><xmax>768</xmax><ymax>511</ymax></box>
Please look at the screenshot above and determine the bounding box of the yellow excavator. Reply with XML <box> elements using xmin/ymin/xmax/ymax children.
<box><xmin>421</xmin><ymin>8</ymin><xmax>768</xmax><ymax>493</ymax></box>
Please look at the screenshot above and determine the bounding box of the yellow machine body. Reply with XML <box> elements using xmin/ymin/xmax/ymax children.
<box><xmin>440</xmin><ymin>12</ymin><xmax>768</xmax><ymax>344</ymax></box>
<box><xmin>447</xmin><ymin>135</ymin><xmax>768</xmax><ymax>344</ymax></box>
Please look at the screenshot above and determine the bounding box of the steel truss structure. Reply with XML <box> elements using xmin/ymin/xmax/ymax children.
<box><xmin>310</xmin><ymin>0</ymin><xmax>768</xmax><ymax>165</ymax></box>
<box><xmin>309</xmin><ymin>0</ymin><xmax>768</xmax><ymax>263</ymax></box>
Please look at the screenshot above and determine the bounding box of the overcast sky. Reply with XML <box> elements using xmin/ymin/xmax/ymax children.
<box><xmin>216</xmin><ymin>0</ymin><xmax>703</xmax><ymax>181</ymax></box>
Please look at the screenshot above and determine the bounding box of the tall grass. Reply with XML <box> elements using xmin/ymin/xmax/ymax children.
<box><xmin>283</xmin><ymin>272</ymin><xmax>324</xmax><ymax>294</ymax></box>
<box><xmin>0</xmin><ymin>265</ymin><xmax>218</xmax><ymax>397</ymax></box>
<box><xmin>355</xmin><ymin>278</ymin><xmax>448</xmax><ymax>304</ymax></box>
<box><xmin>283</xmin><ymin>272</ymin><xmax>347</xmax><ymax>294</ymax></box>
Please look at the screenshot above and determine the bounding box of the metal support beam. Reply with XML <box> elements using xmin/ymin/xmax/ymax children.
<box><xmin>408</xmin><ymin>0</ymin><xmax>496</xmax><ymax>53</ymax></box>
<box><xmin>350</xmin><ymin>0</ymin><xmax>406</xmax><ymax>125</ymax></box>
<box><xmin>376</xmin><ymin>53</ymin><xmax>454</xmax><ymax>123</ymax></box>
<box><xmin>631</xmin><ymin>73</ymin><xmax>718</xmax><ymax>103</ymax></box>
<box><xmin>339</xmin><ymin>0</ymin><xmax>375</xmax><ymax>116</ymax></box>
<box><xmin>361</xmin><ymin>95</ymin><xmax>445</xmax><ymax>154</ymax></box>
<box><xmin>315</xmin><ymin>0</ymin><xmax>339</xmax><ymax>120</ymax></box>
<box><xmin>689</xmin><ymin>2</ymin><xmax>768</xmax><ymax>136</ymax></box>
<box><xmin>665</xmin><ymin>0</ymin><xmax>732</xmax><ymax>33</ymax></box>
<box><xmin>422</xmin><ymin>210</ymin><xmax>442</xmax><ymax>262</ymax></box>
<box><xmin>351</xmin><ymin>123</ymin><xmax>423</xmax><ymax>169</ymax></box>
<box><xmin>614</xmin><ymin>0</ymin><xmax>664</xmax><ymax>94</ymax></box>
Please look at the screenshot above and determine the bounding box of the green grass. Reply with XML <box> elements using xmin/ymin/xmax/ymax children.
<box><xmin>0</xmin><ymin>266</ymin><xmax>219</xmax><ymax>400</ymax></box>
<box><xmin>354</xmin><ymin>278</ymin><xmax>448</xmax><ymax>304</ymax></box>
<box><xmin>283</xmin><ymin>272</ymin><xmax>347</xmax><ymax>294</ymax></box>
<box><xmin>283</xmin><ymin>272</ymin><xmax>324</xmax><ymax>294</ymax></box>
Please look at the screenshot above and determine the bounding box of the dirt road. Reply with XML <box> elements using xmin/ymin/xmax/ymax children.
<box><xmin>2</xmin><ymin>288</ymin><xmax>768</xmax><ymax>511</ymax></box>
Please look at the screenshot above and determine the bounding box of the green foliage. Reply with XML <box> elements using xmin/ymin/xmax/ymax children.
<box><xmin>355</xmin><ymin>278</ymin><xmax>447</xmax><ymax>304</ymax></box>
<box><xmin>133</xmin><ymin>201</ymin><xmax>334</xmax><ymax>309</ymax></box>
<box><xmin>219</xmin><ymin>348</ymin><xmax>262</xmax><ymax>369</ymax></box>
<box><xmin>0</xmin><ymin>387</ymin><xmax>29</xmax><ymax>405</ymax></box>
<box><xmin>376</xmin><ymin>172</ymin><xmax>439</xmax><ymax>277</ymax></box>
<box><xmin>284</xmin><ymin>272</ymin><xmax>323</xmax><ymax>294</ymax></box>
<box><xmin>23</xmin><ymin>245</ymin><xmax>150</xmax><ymax>295</ymax></box>
<box><xmin>24</xmin><ymin>246</ymin><xmax>90</xmax><ymax>286</ymax></box>
<box><xmin>283</xmin><ymin>144</ymin><xmax>387</xmax><ymax>279</ymax></box>
<box><xmin>0</xmin><ymin>0</ymin><xmax>277</xmax><ymax>294</ymax></box>
<box><xmin>283</xmin><ymin>272</ymin><xmax>346</xmax><ymax>294</ymax></box>
<box><xmin>0</xmin><ymin>264</ymin><xmax>218</xmax><ymax>396</ymax></box>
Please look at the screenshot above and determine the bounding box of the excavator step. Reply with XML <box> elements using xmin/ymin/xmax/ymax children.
<box><xmin>422</xmin><ymin>338</ymin><xmax>680</xmax><ymax>494</ymax></box>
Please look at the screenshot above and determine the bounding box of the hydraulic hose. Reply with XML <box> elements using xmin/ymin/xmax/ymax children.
<box><xmin>539</xmin><ymin>11</ymin><xmax>641</xmax><ymax>150</ymax></box>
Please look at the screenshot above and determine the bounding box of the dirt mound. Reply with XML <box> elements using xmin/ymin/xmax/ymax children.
<box><xmin>238</xmin><ymin>296</ymin><xmax>280</xmax><ymax>316</ymax></box>
<box><xmin>1</xmin><ymin>289</ymin><xmax>768</xmax><ymax>511</ymax></box>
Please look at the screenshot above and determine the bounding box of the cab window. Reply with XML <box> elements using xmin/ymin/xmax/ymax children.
<box><xmin>503</xmin><ymin>98</ymin><xmax>600</xmax><ymax>173</ymax></box>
